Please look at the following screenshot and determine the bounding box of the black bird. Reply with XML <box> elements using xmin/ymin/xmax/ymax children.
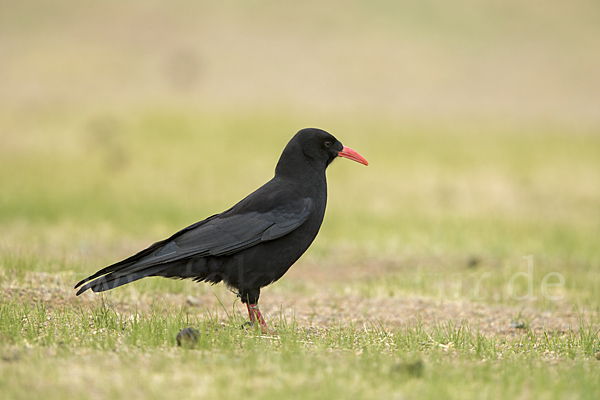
<box><xmin>74</xmin><ymin>128</ymin><xmax>368</xmax><ymax>332</ymax></box>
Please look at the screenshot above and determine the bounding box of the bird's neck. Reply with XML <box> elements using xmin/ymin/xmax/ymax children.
<box><xmin>274</xmin><ymin>150</ymin><xmax>327</xmax><ymax>188</ymax></box>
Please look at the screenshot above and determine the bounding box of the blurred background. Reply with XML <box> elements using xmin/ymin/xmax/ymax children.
<box><xmin>1</xmin><ymin>0</ymin><xmax>599</xmax><ymax>307</ymax></box>
<box><xmin>2</xmin><ymin>0</ymin><xmax>599</xmax><ymax>120</ymax></box>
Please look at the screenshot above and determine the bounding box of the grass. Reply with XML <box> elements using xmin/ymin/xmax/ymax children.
<box><xmin>2</xmin><ymin>1</ymin><xmax>600</xmax><ymax>399</ymax></box>
<box><xmin>1</xmin><ymin>300</ymin><xmax>599</xmax><ymax>400</ymax></box>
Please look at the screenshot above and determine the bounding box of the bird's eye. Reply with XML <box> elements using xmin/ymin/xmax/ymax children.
<box><xmin>324</xmin><ymin>141</ymin><xmax>332</xmax><ymax>148</ymax></box>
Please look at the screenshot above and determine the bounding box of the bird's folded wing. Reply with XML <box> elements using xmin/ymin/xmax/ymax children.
<box><xmin>74</xmin><ymin>197</ymin><xmax>312</xmax><ymax>291</ymax></box>
<box><xmin>174</xmin><ymin>196</ymin><xmax>312</xmax><ymax>256</ymax></box>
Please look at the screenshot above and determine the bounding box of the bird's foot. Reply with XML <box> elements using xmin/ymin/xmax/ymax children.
<box><xmin>246</xmin><ymin>303</ymin><xmax>277</xmax><ymax>335</ymax></box>
<box><xmin>240</xmin><ymin>321</ymin><xmax>254</xmax><ymax>329</ymax></box>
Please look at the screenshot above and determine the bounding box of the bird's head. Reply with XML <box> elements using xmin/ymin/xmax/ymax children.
<box><xmin>275</xmin><ymin>128</ymin><xmax>368</xmax><ymax>179</ymax></box>
<box><xmin>293</xmin><ymin>128</ymin><xmax>369</xmax><ymax>167</ymax></box>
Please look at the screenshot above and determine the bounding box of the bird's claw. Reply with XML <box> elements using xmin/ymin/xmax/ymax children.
<box><xmin>241</xmin><ymin>321</ymin><xmax>254</xmax><ymax>329</ymax></box>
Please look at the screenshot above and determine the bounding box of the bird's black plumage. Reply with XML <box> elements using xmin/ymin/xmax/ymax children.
<box><xmin>74</xmin><ymin>128</ymin><xmax>367</xmax><ymax>327</ymax></box>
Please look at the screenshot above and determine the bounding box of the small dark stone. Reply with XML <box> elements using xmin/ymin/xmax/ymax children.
<box><xmin>467</xmin><ymin>256</ymin><xmax>481</xmax><ymax>269</ymax></box>
<box><xmin>392</xmin><ymin>360</ymin><xmax>424</xmax><ymax>378</ymax></box>
<box><xmin>406</xmin><ymin>360</ymin><xmax>424</xmax><ymax>377</ymax></box>
<box><xmin>176</xmin><ymin>327</ymin><xmax>201</xmax><ymax>348</ymax></box>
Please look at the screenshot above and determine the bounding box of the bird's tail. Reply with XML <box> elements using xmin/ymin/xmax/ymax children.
<box><xmin>74</xmin><ymin>255</ymin><xmax>213</xmax><ymax>295</ymax></box>
<box><xmin>74</xmin><ymin>263</ymin><xmax>172</xmax><ymax>295</ymax></box>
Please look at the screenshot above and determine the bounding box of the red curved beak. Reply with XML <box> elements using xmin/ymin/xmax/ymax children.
<box><xmin>338</xmin><ymin>146</ymin><xmax>368</xmax><ymax>166</ymax></box>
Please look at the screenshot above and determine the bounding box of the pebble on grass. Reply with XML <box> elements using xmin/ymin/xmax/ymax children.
<box><xmin>176</xmin><ymin>327</ymin><xmax>201</xmax><ymax>348</ymax></box>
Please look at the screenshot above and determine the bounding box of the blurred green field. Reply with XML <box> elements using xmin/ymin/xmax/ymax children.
<box><xmin>1</xmin><ymin>1</ymin><xmax>600</xmax><ymax>399</ymax></box>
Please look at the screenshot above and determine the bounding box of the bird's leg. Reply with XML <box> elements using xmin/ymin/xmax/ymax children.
<box><xmin>246</xmin><ymin>303</ymin><xmax>272</xmax><ymax>334</ymax></box>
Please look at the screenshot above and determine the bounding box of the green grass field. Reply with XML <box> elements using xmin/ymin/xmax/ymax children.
<box><xmin>1</xmin><ymin>1</ymin><xmax>600</xmax><ymax>399</ymax></box>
